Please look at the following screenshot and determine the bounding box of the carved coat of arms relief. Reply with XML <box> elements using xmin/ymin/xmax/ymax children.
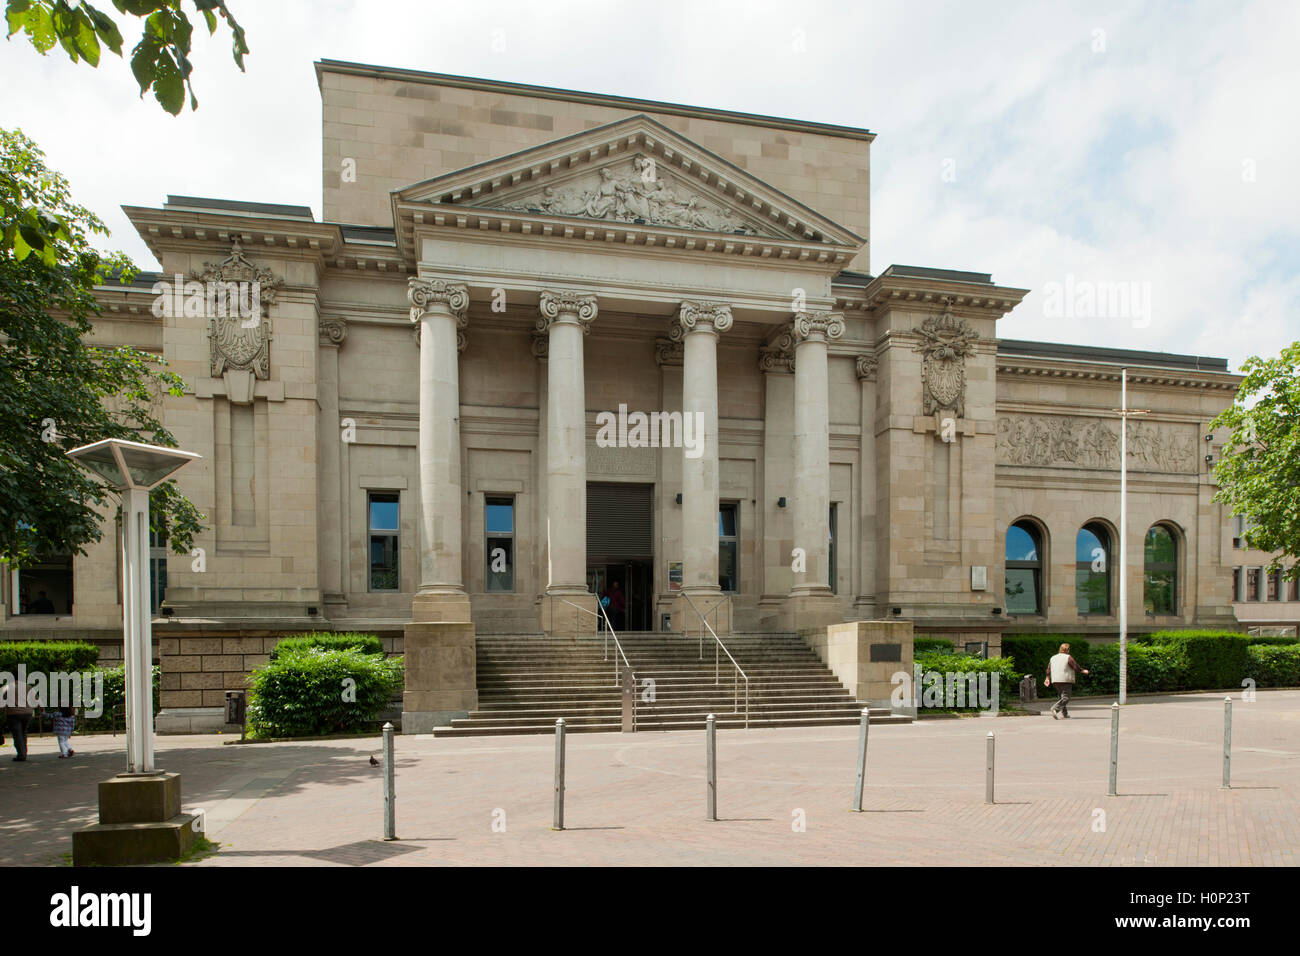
<box><xmin>913</xmin><ymin>300</ymin><xmax>979</xmax><ymax>418</ymax></box>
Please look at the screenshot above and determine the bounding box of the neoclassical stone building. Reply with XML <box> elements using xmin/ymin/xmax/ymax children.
<box><xmin>5</xmin><ymin>60</ymin><xmax>1293</xmax><ymax>731</ymax></box>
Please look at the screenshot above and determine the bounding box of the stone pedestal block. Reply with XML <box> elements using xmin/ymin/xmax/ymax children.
<box><xmin>72</xmin><ymin>772</ymin><xmax>198</xmax><ymax>866</ymax></box>
<box><xmin>402</xmin><ymin>621</ymin><xmax>477</xmax><ymax>733</ymax></box>
<box><xmin>411</xmin><ymin>591</ymin><xmax>474</xmax><ymax>624</ymax></box>
<box><xmin>540</xmin><ymin>593</ymin><xmax>598</xmax><ymax>636</ymax></box>
<box><xmin>782</xmin><ymin>591</ymin><xmax>845</xmax><ymax>632</ymax></box>
<box><xmin>802</xmin><ymin>620</ymin><xmax>915</xmax><ymax>713</ymax></box>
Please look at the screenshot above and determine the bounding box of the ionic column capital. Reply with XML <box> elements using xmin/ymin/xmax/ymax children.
<box><xmin>676</xmin><ymin>300</ymin><xmax>733</xmax><ymax>338</ymax></box>
<box><xmin>537</xmin><ymin>290</ymin><xmax>598</xmax><ymax>333</ymax></box>
<box><xmin>409</xmin><ymin>277</ymin><xmax>470</xmax><ymax>323</ymax></box>
<box><xmin>791</xmin><ymin>311</ymin><xmax>845</xmax><ymax>345</ymax></box>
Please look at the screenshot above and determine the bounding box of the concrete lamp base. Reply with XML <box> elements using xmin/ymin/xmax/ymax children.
<box><xmin>72</xmin><ymin>772</ymin><xmax>199</xmax><ymax>866</ymax></box>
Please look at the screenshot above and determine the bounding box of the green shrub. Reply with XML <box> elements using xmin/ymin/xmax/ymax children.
<box><xmin>914</xmin><ymin>638</ymin><xmax>954</xmax><ymax>655</ymax></box>
<box><xmin>0</xmin><ymin>640</ymin><xmax>99</xmax><ymax>674</ymax></box>
<box><xmin>1149</xmin><ymin>632</ymin><xmax>1251</xmax><ymax>689</ymax></box>
<box><xmin>79</xmin><ymin>665</ymin><xmax>161</xmax><ymax>731</ymax></box>
<box><xmin>246</xmin><ymin>648</ymin><xmax>403</xmax><ymax>737</ymax></box>
<box><xmin>1246</xmin><ymin>645</ymin><xmax>1300</xmax><ymax>687</ymax></box>
<box><xmin>269</xmin><ymin>631</ymin><xmax>384</xmax><ymax>660</ymax></box>
<box><xmin>1001</xmin><ymin>636</ymin><xmax>1091</xmax><ymax>696</ymax></box>
<box><xmin>1246</xmin><ymin>635</ymin><xmax>1299</xmax><ymax>646</ymax></box>
<box><xmin>1081</xmin><ymin>643</ymin><xmax>1187</xmax><ymax>695</ymax></box>
<box><xmin>914</xmin><ymin>653</ymin><xmax>1019</xmax><ymax>710</ymax></box>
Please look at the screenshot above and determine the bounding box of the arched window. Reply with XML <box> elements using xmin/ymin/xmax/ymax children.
<box><xmin>1076</xmin><ymin>522</ymin><xmax>1111</xmax><ymax>615</ymax></box>
<box><xmin>1005</xmin><ymin>521</ymin><xmax>1044</xmax><ymax>615</ymax></box>
<box><xmin>1144</xmin><ymin>524</ymin><xmax>1178</xmax><ymax>615</ymax></box>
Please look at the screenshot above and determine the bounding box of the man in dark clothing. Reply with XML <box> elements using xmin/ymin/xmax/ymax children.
<box><xmin>608</xmin><ymin>581</ymin><xmax>626</xmax><ymax>631</ymax></box>
<box><xmin>4</xmin><ymin>678</ymin><xmax>35</xmax><ymax>760</ymax></box>
<box><xmin>27</xmin><ymin>590</ymin><xmax>55</xmax><ymax>613</ymax></box>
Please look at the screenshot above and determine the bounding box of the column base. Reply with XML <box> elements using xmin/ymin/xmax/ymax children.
<box><xmin>72</xmin><ymin>772</ymin><xmax>199</xmax><ymax>866</ymax></box>
<box><xmin>402</xmin><ymin>621</ymin><xmax>477</xmax><ymax>733</ymax></box>
<box><xmin>782</xmin><ymin>590</ymin><xmax>845</xmax><ymax>632</ymax></box>
<box><xmin>675</xmin><ymin>589</ymin><xmax>733</xmax><ymax>635</ymax></box>
<box><xmin>540</xmin><ymin>593</ymin><xmax>598</xmax><ymax>636</ymax></box>
<box><xmin>411</xmin><ymin>590</ymin><xmax>473</xmax><ymax>624</ymax></box>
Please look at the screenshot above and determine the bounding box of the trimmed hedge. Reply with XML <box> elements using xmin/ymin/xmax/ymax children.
<box><xmin>1151</xmin><ymin>632</ymin><xmax>1251</xmax><ymax>689</ymax></box>
<box><xmin>914</xmin><ymin>652</ymin><xmax>1019</xmax><ymax>709</ymax></box>
<box><xmin>246</xmin><ymin>647</ymin><xmax>403</xmax><ymax>738</ymax></box>
<box><xmin>1246</xmin><ymin>645</ymin><xmax>1300</xmax><ymax>687</ymax></box>
<box><xmin>914</xmin><ymin>638</ymin><xmax>954</xmax><ymax>655</ymax></box>
<box><xmin>1001</xmin><ymin>636</ymin><xmax>1091</xmax><ymax>696</ymax></box>
<box><xmin>269</xmin><ymin>631</ymin><xmax>384</xmax><ymax>660</ymax></box>
<box><xmin>1246</xmin><ymin>635</ymin><xmax>1299</xmax><ymax>646</ymax></box>
<box><xmin>1080</xmin><ymin>643</ymin><xmax>1186</xmax><ymax>695</ymax></box>
<box><xmin>0</xmin><ymin>641</ymin><xmax>99</xmax><ymax>674</ymax></box>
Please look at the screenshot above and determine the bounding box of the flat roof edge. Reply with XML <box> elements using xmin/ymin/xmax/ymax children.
<box><xmin>314</xmin><ymin>59</ymin><xmax>876</xmax><ymax>142</ymax></box>
<box><xmin>998</xmin><ymin>338</ymin><xmax>1231</xmax><ymax>373</ymax></box>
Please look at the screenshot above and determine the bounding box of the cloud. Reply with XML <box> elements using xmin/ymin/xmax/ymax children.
<box><xmin>1</xmin><ymin>0</ymin><xmax>1294</xmax><ymax>369</ymax></box>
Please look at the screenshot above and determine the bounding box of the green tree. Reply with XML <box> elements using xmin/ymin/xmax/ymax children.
<box><xmin>1211</xmin><ymin>341</ymin><xmax>1300</xmax><ymax>580</ymax></box>
<box><xmin>5</xmin><ymin>1</ymin><xmax>247</xmax><ymax>114</ymax></box>
<box><xmin>0</xmin><ymin>127</ymin><xmax>204</xmax><ymax>566</ymax></box>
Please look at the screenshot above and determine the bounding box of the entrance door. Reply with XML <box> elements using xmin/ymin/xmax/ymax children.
<box><xmin>587</xmin><ymin>482</ymin><xmax>655</xmax><ymax>631</ymax></box>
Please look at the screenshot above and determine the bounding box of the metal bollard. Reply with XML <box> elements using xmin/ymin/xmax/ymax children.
<box><xmin>552</xmin><ymin>718</ymin><xmax>566</xmax><ymax>830</ymax></box>
<box><xmin>706</xmin><ymin>713</ymin><xmax>717</xmax><ymax>821</ymax></box>
<box><xmin>1108</xmin><ymin>702</ymin><xmax>1119</xmax><ymax>796</ymax></box>
<box><xmin>853</xmin><ymin>707</ymin><xmax>869</xmax><ymax>812</ymax></box>
<box><xmin>985</xmin><ymin>731</ymin><xmax>995</xmax><ymax>804</ymax></box>
<box><xmin>382</xmin><ymin>721</ymin><xmax>396</xmax><ymax>841</ymax></box>
<box><xmin>1222</xmin><ymin>696</ymin><xmax>1232</xmax><ymax>790</ymax></box>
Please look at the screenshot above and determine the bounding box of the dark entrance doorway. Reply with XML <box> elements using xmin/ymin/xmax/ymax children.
<box><xmin>587</xmin><ymin>482</ymin><xmax>654</xmax><ymax>632</ymax></box>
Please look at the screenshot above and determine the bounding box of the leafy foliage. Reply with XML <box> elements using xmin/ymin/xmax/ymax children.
<box><xmin>1246</xmin><ymin>645</ymin><xmax>1300</xmax><ymax>687</ymax></box>
<box><xmin>1081</xmin><ymin>643</ymin><xmax>1187</xmax><ymax>694</ymax></box>
<box><xmin>269</xmin><ymin>631</ymin><xmax>386</xmax><ymax>660</ymax></box>
<box><xmin>1211</xmin><ymin>341</ymin><xmax>1300</xmax><ymax>580</ymax></box>
<box><xmin>1148</xmin><ymin>631</ymin><xmax>1252</xmax><ymax>689</ymax></box>
<box><xmin>913</xmin><ymin>652</ymin><xmax>1019</xmax><ymax>709</ymax></box>
<box><xmin>246</xmin><ymin>647</ymin><xmax>403</xmax><ymax>738</ymax></box>
<box><xmin>0</xmin><ymin>638</ymin><xmax>98</xmax><ymax>673</ymax></box>
<box><xmin>913</xmin><ymin>637</ymin><xmax>955</xmax><ymax>655</ymax></box>
<box><xmin>5</xmin><ymin>0</ymin><xmax>247</xmax><ymax>115</ymax></box>
<box><xmin>79</xmin><ymin>662</ymin><xmax>159</xmax><ymax>729</ymax></box>
<box><xmin>0</xmin><ymin>128</ymin><xmax>205</xmax><ymax>565</ymax></box>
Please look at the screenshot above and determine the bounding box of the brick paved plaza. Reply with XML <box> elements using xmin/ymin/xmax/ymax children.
<box><xmin>2</xmin><ymin>690</ymin><xmax>1297</xmax><ymax>867</ymax></box>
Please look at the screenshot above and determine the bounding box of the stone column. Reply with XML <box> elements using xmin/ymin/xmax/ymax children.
<box><xmin>786</xmin><ymin>310</ymin><xmax>846</xmax><ymax>630</ymax></box>
<box><xmin>675</xmin><ymin>301</ymin><xmax>731</xmax><ymax>629</ymax></box>
<box><xmin>316</xmin><ymin>318</ymin><xmax>346</xmax><ymax>616</ymax></box>
<box><xmin>854</xmin><ymin>353</ymin><xmax>879</xmax><ymax>620</ymax></box>
<box><xmin>408</xmin><ymin>277</ymin><xmax>472</xmax><ymax>623</ymax></box>
<box><xmin>403</xmin><ymin>277</ymin><xmax>476</xmax><ymax>733</ymax></box>
<box><xmin>538</xmin><ymin>290</ymin><xmax>598</xmax><ymax>634</ymax></box>
<box><xmin>758</xmin><ymin>334</ymin><xmax>796</xmax><ymax>629</ymax></box>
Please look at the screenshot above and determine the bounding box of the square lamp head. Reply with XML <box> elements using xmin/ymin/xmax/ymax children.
<box><xmin>65</xmin><ymin>438</ymin><xmax>200</xmax><ymax>491</ymax></box>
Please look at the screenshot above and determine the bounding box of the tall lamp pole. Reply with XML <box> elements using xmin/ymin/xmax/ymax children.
<box><xmin>1115</xmin><ymin>369</ymin><xmax>1148</xmax><ymax>706</ymax></box>
<box><xmin>66</xmin><ymin>439</ymin><xmax>200</xmax><ymax>773</ymax></box>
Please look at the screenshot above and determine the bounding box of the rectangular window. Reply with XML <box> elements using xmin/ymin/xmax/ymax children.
<box><xmin>1247</xmin><ymin>568</ymin><xmax>1261</xmax><ymax>602</ymax></box>
<box><xmin>485</xmin><ymin>496</ymin><xmax>515</xmax><ymax>592</ymax></box>
<box><xmin>1232</xmin><ymin>515</ymin><xmax>1246</xmax><ymax>549</ymax></box>
<box><xmin>718</xmin><ymin>502</ymin><xmax>738</xmax><ymax>593</ymax></box>
<box><xmin>1234</xmin><ymin>567</ymin><xmax>1245</xmax><ymax>602</ymax></box>
<box><xmin>1291</xmin><ymin>573</ymin><xmax>1300</xmax><ymax>602</ymax></box>
<box><xmin>368</xmin><ymin>492</ymin><xmax>400</xmax><ymax>592</ymax></box>
<box><xmin>149</xmin><ymin>524</ymin><xmax>168</xmax><ymax>614</ymax></box>
<box><xmin>1267</xmin><ymin>570</ymin><xmax>1280</xmax><ymax>602</ymax></box>
<box><xmin>829</xmin><ymin>504</ymin><xmax>838</xmax><ymax>594</ymax></box>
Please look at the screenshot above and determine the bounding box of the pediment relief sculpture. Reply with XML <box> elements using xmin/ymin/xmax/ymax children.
<box><xmin>486</xmin><ymin>156</ymin><xmax>776</xmax><ymax>237</ymax></box>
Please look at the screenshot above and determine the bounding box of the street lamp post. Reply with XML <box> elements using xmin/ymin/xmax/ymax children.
<box><xmin>65</xmin><ymin>439</ymin><xmax>199</xmax><ymax>774</ymax></box>
<box><xmin>1115</xmin><ymin>369</ymin><xmax>1148</xmax><ymax>707</ymax></box>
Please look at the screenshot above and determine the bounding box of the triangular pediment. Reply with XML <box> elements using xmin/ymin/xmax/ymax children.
<box><xmin>392</xmin><ymin>115</ymin><xmax>864</xmax><ymax>258</ymax></box>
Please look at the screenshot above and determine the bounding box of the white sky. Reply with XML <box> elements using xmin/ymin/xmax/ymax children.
<box><xmin>2</xmin><ymin>0</ymin><xmax>1296</xmax><ymax>370</ymax></box>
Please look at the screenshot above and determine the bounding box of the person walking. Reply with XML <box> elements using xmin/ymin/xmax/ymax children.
<box><xmin>4</xmin><ymin>677</ymin><xmax>35</xmax><ymax>760</ymax></box>
<box><xmin>1045</xmin><ymin>642</ymin><xmax>1089</xmax><ymax>719</ymax></box>
<box><xmin>52</xmin><ymin>706</ymin><xmax>76</xmax><ymax>758</ymax></box>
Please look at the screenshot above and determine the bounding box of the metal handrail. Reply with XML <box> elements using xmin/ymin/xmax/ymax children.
<box><xmin>554</xmin><ymin>597</ymin><xmax>632</xmax><ymax>689</ymax></box>
<box><xmin>679</xmin><ymin>590</ymin><xmax>748</xmax><ymax>727</ymax></box>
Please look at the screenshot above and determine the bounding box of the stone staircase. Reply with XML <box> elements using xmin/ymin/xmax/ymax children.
<box><xmin>431</xmin><ymin>630</ymin><xmax>912</xmax><ymax>737</ymax></box>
